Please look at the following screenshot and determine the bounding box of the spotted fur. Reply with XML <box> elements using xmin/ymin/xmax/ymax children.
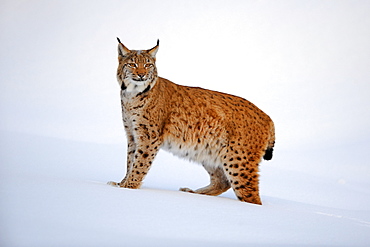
<box><xmin>108</xmin><ymin>39</ymin><xmax>275</xmax><ymax>205</ymax></box>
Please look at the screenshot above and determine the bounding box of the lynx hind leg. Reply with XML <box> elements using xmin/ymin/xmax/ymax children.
<box><xmin>180</xmin><ymin>164</ymin><xmax>231</xmax><ymax>196</ymax></box>
<box><xmin>222</xmin><ymin>145</ymin><xmax>264</xmax><ymax>205</ymax></box>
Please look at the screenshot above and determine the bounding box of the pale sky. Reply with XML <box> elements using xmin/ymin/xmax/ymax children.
<box><xmin>1</xmin><ymin>0</ymin><xmax>370</xmax><ymax>150</ymax></box>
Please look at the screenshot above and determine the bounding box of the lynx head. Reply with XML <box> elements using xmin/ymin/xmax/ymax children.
<box><xmin>116</xmin><ymin>38</ymin><xmax>159</xmax><ymax>95</ymax></box>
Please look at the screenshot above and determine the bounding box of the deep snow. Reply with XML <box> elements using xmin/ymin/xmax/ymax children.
<box><xmin>1</xmin><ymin>131</ymin><xmax>369</xmax><ymax>246</ymax></box>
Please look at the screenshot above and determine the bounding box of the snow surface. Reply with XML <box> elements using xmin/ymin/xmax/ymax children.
<box><xmin>1</xmin><ymin>131</ymin><xmax>369</xmax><ymax>247</ymax></box>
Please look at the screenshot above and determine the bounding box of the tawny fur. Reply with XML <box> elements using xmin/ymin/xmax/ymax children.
<box><xmin>108</xmin><ymin>39</ymin><xmax>275</xmax><ymax>205</ymax></box>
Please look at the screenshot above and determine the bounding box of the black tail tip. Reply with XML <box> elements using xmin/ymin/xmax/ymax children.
<box><xmin>263</xmin><ymin>147</ymin><xmax>274</xmax><ymax>161</ymax></box>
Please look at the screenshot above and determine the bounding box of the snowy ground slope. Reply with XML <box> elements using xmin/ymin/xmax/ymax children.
<box><xmin>1</xmin><ymin>131</ymin><xmax>369</xmax><ymax>247</ymax></box>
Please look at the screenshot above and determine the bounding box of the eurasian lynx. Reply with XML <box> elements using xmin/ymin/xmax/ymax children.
<box><xmin>108</xmin><ymin>39</ymin><xmax>275</xmax><ymax>205</ymax></box>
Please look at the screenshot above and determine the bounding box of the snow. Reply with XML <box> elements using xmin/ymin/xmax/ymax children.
<box><xmin>1</xmin><ymin>131</ymin><xmax>369</xmax><ymax>247</ymax></box>
<box><xmin>1</xmin><ymin>0</ymin><xmax>370</xmax><ymax>246</ymax></box>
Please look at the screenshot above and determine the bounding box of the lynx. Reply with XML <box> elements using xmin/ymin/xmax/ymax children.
<box><xmin>108</xmin><ymin>38</ymin><xmax>275</xmax><ymax>205</ymax></box>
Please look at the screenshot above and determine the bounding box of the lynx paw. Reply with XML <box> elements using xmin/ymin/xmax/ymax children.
<box><xmin>179</xmin><ymin>187</ymin><xmax>195</xmax><ymax>193</ymax></box>
<box><xmin>107</xmin><ymin>181</ymin><xmax>120</xmax><ymax>187</ymax></box>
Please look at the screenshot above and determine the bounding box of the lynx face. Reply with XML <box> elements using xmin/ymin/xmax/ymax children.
<box><xmin>117</xmin><ymin>39</ymin><xmax>159</xmax><ymax>94</ymax></box>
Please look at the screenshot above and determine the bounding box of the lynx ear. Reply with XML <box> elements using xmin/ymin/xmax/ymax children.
<box><xmin>117</xmin><ymin>37</ymin><xmax>130</xmax><ymax>57</ymax></box>
<box><xmin>147</xmin><ymin>39</ymin><xmax>159</xmax><ymax>58</ymax></box>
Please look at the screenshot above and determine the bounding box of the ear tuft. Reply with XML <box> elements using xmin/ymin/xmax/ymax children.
<box><xmin>117</xmin><ymin>37</ymin><xmax>130</xmax><ymax>57</ymax></box>
<box><xmin>147</xmin><ymin>39</ymin><xmax>160</xmax><ymax>58</ymax></box>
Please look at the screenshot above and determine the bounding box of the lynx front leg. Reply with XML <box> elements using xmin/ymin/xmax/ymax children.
<box><xmin>107</xmin><ymin>135</ymin><xmax>136</xmax><ymax>187</ymax></box>
<box><xmin>108</xmin><ymin>120</ymin><xmax>136</xmax><ymax>187</ymax></box>
<box><xmin>109</xmin><ymin>136</ymin><xmax>162</xmax><ymax>189</ymax></box>
<box><xmin>120</xmin><ymin>144</ymin><xmax>159</xmax><ymax>189</ymax></box>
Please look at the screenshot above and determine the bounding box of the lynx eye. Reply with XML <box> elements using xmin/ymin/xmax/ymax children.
<box><xmin>145</xmin><ymin>63</ymin><xmax>154</xmax><ymax>68</ymax></box>
<box><xmin>127</xmin><ymin>63</ymin><xmax>137</xmax><ymax>68</ymax></box>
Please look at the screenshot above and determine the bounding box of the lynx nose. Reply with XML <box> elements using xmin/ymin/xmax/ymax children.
<box><xmin>138</xmin><ymin>74</ymin><xmax>146</xmax><ymax>80</ymax></box>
